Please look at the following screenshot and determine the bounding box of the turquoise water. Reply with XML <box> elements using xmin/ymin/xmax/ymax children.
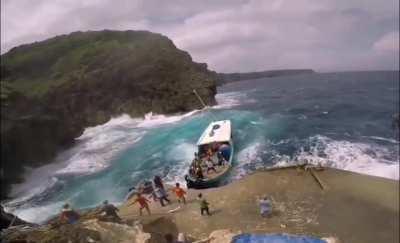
<box><xmin>4</xmin><ymin>71</ymin><xmax>399</xmax><ymax>223</ymax></box>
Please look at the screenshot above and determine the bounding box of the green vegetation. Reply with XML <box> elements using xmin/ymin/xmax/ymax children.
<box><xmin>1</xmin><ymin>30</ymin><xmax>216</xmax><ymax>199</ymax></box>
<box><xmin>1</xmin><ymin>30</ymin><xmax>190</xmax><ymax>98</ymax></box>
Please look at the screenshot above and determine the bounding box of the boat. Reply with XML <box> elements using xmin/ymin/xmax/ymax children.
<box><xmin>185</xmin><ymin>119</ymin><xmax>234</xmax><ymax>189</ymax></box>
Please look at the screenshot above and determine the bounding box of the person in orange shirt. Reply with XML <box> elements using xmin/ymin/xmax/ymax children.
<box><xmin>171</xmin><ymin>183</ymin><xmax>186</xmax><ymax>204</ymax></box>
<box><xmin>129</xmin><ymin>193</ymin><xmax>151</xmax><ymax>216</ymax></box>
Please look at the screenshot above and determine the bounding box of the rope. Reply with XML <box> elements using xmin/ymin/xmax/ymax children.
<box><xmin>309</xmin><ymin>168</ymin><xmax>326</xmax><ymax>190</ymax></box>
<box><xmin>8</xmin><ymin>215</ymin><xmax>17</xmax><ymax>228</ymax></box>
<box><xmin>193</xmin><ymin>89</ymin><xmax>207</xmax><ymax>108</ymax></box>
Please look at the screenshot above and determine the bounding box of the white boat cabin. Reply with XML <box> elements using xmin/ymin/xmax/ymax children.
<box><xmin>197</xmin><ymin>120</ymin><xmax>231</xmax><ymax>146</ymax></box>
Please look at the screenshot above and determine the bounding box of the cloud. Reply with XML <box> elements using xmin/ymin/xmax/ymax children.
<box><xmin>373</xmin><ymin>31</ymin><xmax>400</xmax><ymax>52</ymax></box>
<box><xmin>1</xmin><ymin>0</ymin><xmax>399</xmax><ymax>72</ymax></box>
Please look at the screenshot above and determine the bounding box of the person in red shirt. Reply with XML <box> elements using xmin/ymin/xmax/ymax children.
<box><xmin>171</xmin><ymin>183</ymin><xmax>186</xmax><ymax>204</ymax></box>
<box><xmin>129</xmin><ymin>193</ymin><xmax>151</xmax><ymax>216</ymax></box>
<box><xmin>59</xmin><ymin>203</ymin><xmax>80</xmax><ymax>224</ymax></box>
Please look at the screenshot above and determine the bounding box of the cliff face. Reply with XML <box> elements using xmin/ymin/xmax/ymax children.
<box><xmin>0</xmin><ymin>30</ymin><xmax>217</xmax><ymax>198</ymax></box>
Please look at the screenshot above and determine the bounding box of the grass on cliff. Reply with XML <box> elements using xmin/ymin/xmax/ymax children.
<box><xmin>1</xmin><ymin>30</ymin><xmax>180</xmax><ymax>98</ymax></box>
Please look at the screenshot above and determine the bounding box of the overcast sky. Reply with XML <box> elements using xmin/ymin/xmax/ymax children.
<box><xmin>1</xmin><ymin>0</ymin><xmax>399</xmax><ymax>72</ymax></box>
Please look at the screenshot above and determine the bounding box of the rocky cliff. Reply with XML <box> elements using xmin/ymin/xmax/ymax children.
<box><xmin>0</xmin><ymin>30</ymin><xmax>217</xmax><ymax>198</ymax></box>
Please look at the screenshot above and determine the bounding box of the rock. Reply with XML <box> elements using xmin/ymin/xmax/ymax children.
<box><xmin>1</xmin><ymin>224</ymin><xmax>101</xmax><ymax>243</ymax></box>
<box><xmin>208</xmin><ymin>229</ymin><xmax>241</xmax><ymax>243</ymax></box>
<box><xmin>83</xmin><ymin>219</ymin><xmax>151</xmax><ymax>243</ymax></box>
<box><xmin>322</xmin><ymin>237</ymin><xmax>342</xmax><ymax>243</ymax></box>
<box><xmin>2</xmin><ymin>219</ymin><xmax>152</xmax><ymax>243</ymax></box>
<box><xmin>1</xmin><ymin>205</ymin><xmax>34</xmax><ymax>230</ymax></box>
<box><xmin>0</xmin><ymin>30</ymin><xmax>217</xmax><ymax>198</ymax></box>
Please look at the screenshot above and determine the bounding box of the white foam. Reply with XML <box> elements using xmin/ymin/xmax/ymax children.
<box><xmin>234</xmin><ymin>135</ymin><xmax>399</xmax><ymax>181</ymax></box>
<box><xmin>362</xmin><ymin>136</ymin><xmax>399</xmax><ymax>144</ymax></box>
<box><xmin>164</xmin><ymin>142</ymin><xmax>197</xmax><ymax>187</ymax></box>
<box><xmin>137</xmin><ymin>110</ymin><xmax>199</xmax><ymax>128</ymax></box>
<box><xmin>6</xmin><ymin>111</ymin><xmax>200</xmax><ymax>215</ymax></box>
<box><xmin>233</xmin><ymin>141</ymin><xmax>264</xmax><ymax>179</ymax></box>
<box><xmin>292</xmin><ymin>135</ymin><xmax>399</xmax><ymax>180</ymax></box>
<box><xmin>56</xmin><ymin>111</ymin><xmax>199</xmax><ymax>175</ymax></box>
<box><xmin>8</xmin><ymin>175</ymin><xmax>60</xmax><ymax>204</ymax></box>
<box><xmin>213</xmin><ymin>92</ymin><xmax>247</xmax><ymax>109</ymax></box>
<box><xmin>7</xmin><ymin>201</ymin><xmax>64</xmax><ymax>224</ymax></box>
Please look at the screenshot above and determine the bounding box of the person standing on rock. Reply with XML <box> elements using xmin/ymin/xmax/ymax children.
<box><xmin>258</xmin><ymin>195</ymin><xmax>272</xmax><ymax>217</ymax></box>
<box><xmin>154</xmin><ymin>186</ymin><xmax>171</xmax><ymax>207</ymax></box>
<box><xmin>171</xmin><ymin>183</ymin><xmax>187</xmax><ymax>204</ymax></box>
<box><xmin>129</xmin><ymin>193</ymin><xmax>151</xmax><ymax>216</ymax></box>
<box><xmin>153</xmin><ymin>175</ymin><xmax>165</xmax><ymax>190</ymax></box>
<box><xmin>99</xmin><ymin>200</ymin><xmax>121</xmax><ymax>221</ymax></box>
<box><xmin>59</xmin><ymin>203</ymin><xmax>80</xmax><ymax>224</ymax></box>
<box><xmin>197</xmin><ymin>193</ymin><xmax>210</xmax><ymax>216</ymax></box>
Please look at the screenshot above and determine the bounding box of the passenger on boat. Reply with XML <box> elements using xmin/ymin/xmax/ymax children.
<box><xmin>195</xmin><ymin>166</ymin><xmax>204</xmax><ymax>179</ymax></box>
<box><xmin>206</xmin><ymin>160</ymin><xmax>217</xmax><ymax>174</ymax></box>
<box><xmin>207</xmin><ymin>147</ymin><xmax>213</xmax><ymax>158</ymax></box>
<box><xmin>219</xmin><ymin>144</ymin><xmax>231</xmax><ymax>161</ymax></box>
<box><xmin>212</xmin><ymin>142</ymin><xmax>221</xmax><ymax>152</ymax></box>
<box><xmin>189</xmin><ymin>164</ymin><xmax>196</xmax><ymax>176</ymax></box>
<box><xmin>199</xmin><ymin>151</ymin><xmax>206</xmax><ymax>159</ymax></box>
<box><xmin>217</xmin><ymin>151</ymin><xmax>226</xmax><ymax>166</ymax></box>
<box><xmin>192</xmin><ymin>156</ymin><xmax>200</xmax><ymax>168</ymax></box>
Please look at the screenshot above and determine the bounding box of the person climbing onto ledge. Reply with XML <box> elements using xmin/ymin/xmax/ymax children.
<box><xmin>98</xmin><ymin>200</ymin><xmax>121</xmax><ymax>221</ymax></box>
<box><xmin>197</xmin><ymin>193</ymin><xmax>210</xmax><ymax>216</ymax></box>
<box><xmin>171</xmin><ymin>183</ymin><xmax>187</xmax><ymax>204</ymax></box>
<box><xmin>129</xmin><ymin>193</ymin><xmax>151</xmax><ymax>216</ymax></box>
<box><xmin>59</xmin><ymin>203</ymin><xmax>80</xmax><ymax>224</ymax></box>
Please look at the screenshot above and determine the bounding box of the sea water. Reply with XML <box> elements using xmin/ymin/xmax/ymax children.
<box><xmin>4</xmin><ymin>71</ymin><xmax>399</xmax><ymax>223</ymax></box>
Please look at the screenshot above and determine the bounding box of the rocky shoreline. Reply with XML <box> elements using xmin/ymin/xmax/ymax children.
<box><xmin>0</xmin><ymin>30</ymin><xmax>217</xmax><ymax>199</ymax></box>
<box><xmin>2</xmin><ymin>167</ymin><xmax>398</xmax><ymax>243</ymax></box>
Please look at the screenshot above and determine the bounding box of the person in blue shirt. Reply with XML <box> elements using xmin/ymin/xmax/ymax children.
<box><xmin>258</xmin><ymin>195</ymin><xmax>272</xmax><ymax>217</ymax></box>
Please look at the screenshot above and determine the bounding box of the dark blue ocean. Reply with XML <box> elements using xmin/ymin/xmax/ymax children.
<box><xmin>4</xmin><ymin>71</ymin><xmax>399</xmax><ymax>223</ymax></box>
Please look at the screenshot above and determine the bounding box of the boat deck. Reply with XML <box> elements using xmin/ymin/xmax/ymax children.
<box><xmin>201</xmin><ymin>163</ymin><xmax>230</xmax><ymax>180</ymax></box>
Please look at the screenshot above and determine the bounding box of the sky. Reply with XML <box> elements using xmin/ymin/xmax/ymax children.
<box><xmin>1</xmin><ymin>0</ymin><xmax>399</xmax><ymax>72</ymax></box>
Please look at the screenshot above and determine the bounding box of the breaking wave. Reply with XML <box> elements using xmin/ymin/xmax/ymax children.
<box><xmin>234</xmin><ymin>135</ymin><xmax>399</xmax><ymax>180</ymax></box>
